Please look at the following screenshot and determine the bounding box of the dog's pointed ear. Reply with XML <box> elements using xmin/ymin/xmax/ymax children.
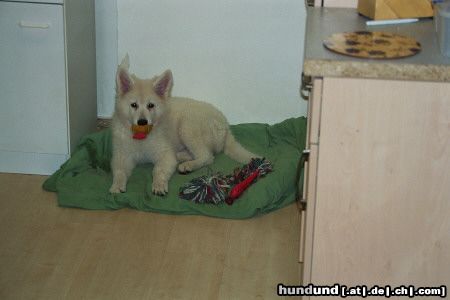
<box><xmin>153</xmin><ymin>70</ymin><xmax>173</xmax><ymax>99</ymax></box>
<box><xmin>120</xmin><ymin>53</ymin><xmax>130</xmax><ymax>70</ymax></box>
<box><xmin>116</xmin><ymin>54</ymin><xmax>133</xmax><ymax>95</ymax></box>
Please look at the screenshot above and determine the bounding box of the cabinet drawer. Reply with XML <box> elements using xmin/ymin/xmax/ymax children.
<box><xmin>0</xmin><ymin>2</ymin><xmax>67</xmax><ymax>155</ymax></box>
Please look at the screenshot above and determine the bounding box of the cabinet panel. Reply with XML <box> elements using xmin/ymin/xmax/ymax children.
<box><xmin>311</xmin><ymin>78</ymin><xmax>450</xmax><ymax>287</ymax></box>
<box><xmin>0</xmin><ymin>2</ymin><xmax>68</xmax><ymax>155</ymax></box>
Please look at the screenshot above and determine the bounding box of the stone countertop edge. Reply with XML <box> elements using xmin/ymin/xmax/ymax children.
<box><xmin>303</xmin><ymin>7</ymin><xmax>450</xmax><ymax>82</ymax></box>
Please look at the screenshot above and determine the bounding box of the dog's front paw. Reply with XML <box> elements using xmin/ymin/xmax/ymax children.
<box><xmin>176</xmin><ymin>150</ymin><xmax>193</xmax><ymax>162</ymax></box>
<box><xmin>152</xmin><ymin>178</ymin><xmax>168</xmax><ymax>196</ymax></box>
<box><xmin>178</xmin><ymin>161</ymin><xmax>194</xmax><ymax>174</ymax></box>
<box><xmin>109</xmin><ymin>183</ymin><xmax>126</xmax><ymax>194</ymax></box>
<box><xmin>110</xmin><ymin>172</ymin><xmax>128</xmax><ymax>193</ymax></box>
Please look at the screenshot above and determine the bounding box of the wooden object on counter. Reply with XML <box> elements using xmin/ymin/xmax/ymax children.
<box><xmin>357</xmin><ymin>0</ymin><xmax>434</xmax><ymax>20</ymax></box>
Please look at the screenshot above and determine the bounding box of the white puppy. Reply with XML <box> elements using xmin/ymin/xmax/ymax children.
<box><xmin>110</xmin><ymin>55</ymin><xmax>258</xmax><ymax>195</ymax></box>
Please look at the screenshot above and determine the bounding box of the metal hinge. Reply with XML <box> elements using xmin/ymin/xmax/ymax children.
<box><xmin>300</xmin><ymin>198</ymin><xmax>307</xmax><ymax>211</ymax></box>
<box><xmin>300</xmin><ymin>72</ymin><xmax>313</xmax><ymax>101</ymax></box>
<box><xmin>302</xmin><ymin>149</ymin><xmax>311</xmax><ymax>161</ymax></box>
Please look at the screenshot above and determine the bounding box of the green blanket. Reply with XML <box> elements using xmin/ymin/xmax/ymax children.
<box><xmin>43</xmin><ymin>117</ymin><xmax>306</xmax><ymax>219</ymax></box>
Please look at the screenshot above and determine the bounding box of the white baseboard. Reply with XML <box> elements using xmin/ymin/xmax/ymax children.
<box><xmin>0</xmin><ymin>150</ymin><xmax>69</xmax><ymax>175</ymax></box>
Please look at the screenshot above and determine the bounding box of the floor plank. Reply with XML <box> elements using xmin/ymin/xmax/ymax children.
<box><xmin>0</xmin><ymin>173</ymin><xmax>300</xmax><ymax>300</ymax></box>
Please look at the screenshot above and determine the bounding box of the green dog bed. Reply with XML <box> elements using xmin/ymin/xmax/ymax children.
<box><xmin>43</xmin><ymin>117</ymin><xmax>306</xmax><ymax>219</ymax></box>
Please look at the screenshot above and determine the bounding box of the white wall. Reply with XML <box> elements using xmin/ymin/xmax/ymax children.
<box><xmin>95</xmin><ymin>0</ymin><xmax>118</xmax><ymax>118</ymax></box>
<box><xmin>97</xmin><ymin>0</ymin><xmax>307</xmax><ymax>124</ymax></box>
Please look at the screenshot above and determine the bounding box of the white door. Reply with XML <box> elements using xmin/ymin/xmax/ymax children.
<box><xmin>0</xmin><ymin>1</ymin><xmax>68</xmax><ymax>174</ymax></box>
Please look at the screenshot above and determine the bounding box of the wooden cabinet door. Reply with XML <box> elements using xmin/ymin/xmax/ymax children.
<box><xmin>300</xmin><ymin>78</ymin><xmax>322</xmax><ymax>262</ymax></box>
<box><xmin>309</xmin><ymin>77</ymin><xmax>450</xmax><ymax>288</ymax></box>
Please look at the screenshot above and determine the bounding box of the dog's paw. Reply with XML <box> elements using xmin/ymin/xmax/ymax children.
<box><xmin>109</xmin><ymin>184</ymin><xmax>126</xmax><ymax>194</ymax></box>
<box><xmin>110</xmin><ymin>172</ymin><xmax>128</xmax><ymax>193</ymax></box>
<box><xmin>152</xmin><ymin>178</ymin><xmax>168</xmax><ymax>196</ymax></box>
<box><xmin>176</xmin><ymin>150</ymin><xmax>193</xmax><ymax>162</ymax></box>
<box><xmin>178</xmin><ymin>162</ymin><xmax>193</xmax><ymax>174</ymax></box>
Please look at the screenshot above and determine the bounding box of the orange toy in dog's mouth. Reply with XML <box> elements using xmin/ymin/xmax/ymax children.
<box><xmin>131</xmin><ymin>124</ymin><xmax>152</xmax><ymax>140</ymax></box>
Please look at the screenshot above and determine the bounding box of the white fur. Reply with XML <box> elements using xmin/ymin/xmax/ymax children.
<box><xmin>110</xmin><ymin>56</ymin><xmax>258</xmax><ymax>195</ymax></box>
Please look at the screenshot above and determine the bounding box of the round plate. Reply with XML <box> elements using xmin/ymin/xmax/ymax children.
<box><xmin>323</xmin><ymin>31</ymin><xmax>421</xmax><ymax>59</ymax></box>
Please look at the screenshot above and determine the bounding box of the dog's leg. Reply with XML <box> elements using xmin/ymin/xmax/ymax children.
<box><xmin>178</xmin><ymin>144</ymin><xmax>214</xmax><ymax>174</ymax></box>
<box><xmin>176</xmin><ymin>150</ymin><xmax>193</xmax><ymax>162</ymax></box>
<box><xmin>110</xmin><ymin>154</ymin><xmax>135</xmax><ymax>193</ymax></box>
<box><xmin>152</xmin><ymin>153</ymin><xmax>178</xmax><ymax>195</ymax></box>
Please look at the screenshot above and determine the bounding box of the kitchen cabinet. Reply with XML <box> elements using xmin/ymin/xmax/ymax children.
<box><xmin>299</xmin><ymin>8</ymin><xmax>450</xmax><ymax>298</ymax></box>
<box><xmin>300</xmin><ymin>77</ymin><xmax>450</xmax><ymax>291</ymax></box>
<box><xmin>0</xmin><ymin>0</ymin><xmax>96</xmax><ymax>175</ymax></box>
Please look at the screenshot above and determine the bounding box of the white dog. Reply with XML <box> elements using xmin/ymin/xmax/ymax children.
<box><xmin>109</xmin><ymin>55</ymin><xmax>258</xmax><ymax>195</ymax></box>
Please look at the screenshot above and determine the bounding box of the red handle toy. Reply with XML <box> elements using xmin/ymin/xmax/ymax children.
<box><xmin>225</xmin><ymin>169</ymin><xmax>260</xmax><ymax>205</ymax></box>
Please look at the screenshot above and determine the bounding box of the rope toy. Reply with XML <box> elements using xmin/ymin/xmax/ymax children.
<box><xmin>132</xmin><ymin>124</ymin><xmax>152</xmax><ymax>140</ymax></box>
<box><xmin>179</xmin><ymin>158</ymin><xmax>273</xmax><ymax>205</ymax></box>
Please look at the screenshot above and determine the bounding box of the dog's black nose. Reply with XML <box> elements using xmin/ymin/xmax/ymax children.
<box><xmin>137</xmin><ymin>119</ymin><xmax>148</xmax><ymax>126</ymax></box>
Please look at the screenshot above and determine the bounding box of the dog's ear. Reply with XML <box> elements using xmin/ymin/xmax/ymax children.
<box><xmin>116</xmin><ymin>54</ymin><xmax>133</xmax><ymax>95</ymax></box>
<box><xmin>153</xmin><ymin>70</ymin><xmax>173</xmax><ymax>99</ymax></box>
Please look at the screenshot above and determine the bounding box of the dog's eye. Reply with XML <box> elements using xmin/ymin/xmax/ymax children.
<box><xmin>147</xmin><ymin>103</ymin><xmax>155</xmax><ymax>109</ymax></box>
<box><xmin>130</xmin><ymin>102</ymin><xmax>138</xmax><ymax>109</ymax></box>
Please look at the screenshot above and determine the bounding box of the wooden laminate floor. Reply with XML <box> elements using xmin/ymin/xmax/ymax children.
<box><xmin>0</xmin><ymin>173</ymin><xmax>301</xmax><ymax>300</ymax></box>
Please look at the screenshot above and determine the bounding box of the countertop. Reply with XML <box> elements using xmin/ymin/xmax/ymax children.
<box><xmin>303</xmin><ymin>8</ymin><xmax>450</xmax><ymax>82</ymax></box>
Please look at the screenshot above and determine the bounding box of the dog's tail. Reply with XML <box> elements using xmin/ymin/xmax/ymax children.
<box><xmin>224</xmin><ymin>130</ymin><xmax>259</xmax><ymax>164</ymax></box>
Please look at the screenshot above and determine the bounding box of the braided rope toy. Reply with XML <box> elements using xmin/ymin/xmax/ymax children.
<box><xmin>179</xmin><ymin>158</ymin><xmax>273</xmax><ymax>205</ymax></box>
